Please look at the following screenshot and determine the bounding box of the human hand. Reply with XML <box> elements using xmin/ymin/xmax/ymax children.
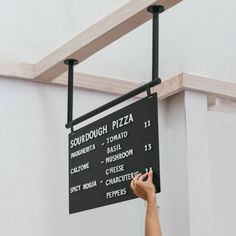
<box><xmin>130</xmin><ymin>171</ymin><xmax>156</xmax><ymax>202</ymax></box>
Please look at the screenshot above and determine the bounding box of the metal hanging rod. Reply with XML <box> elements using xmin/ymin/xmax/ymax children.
<box><xmin>65</xmin><ymin>77</ymin><xmax>160</xmax><ymax>129</ymax></box>
<box><xmin>64</xmin><ymin>5</ymin><xmax>164</xmax><ymax>130</ymax></box>
<box><xmin>147</xmin><ymin>5</ymin><xmax>165</xmax><ymax>81</ymax></box>
<box><xmin>64</xmin><ymin>59</ymin><xmax>78</xmax><ymax>126</ymax></box>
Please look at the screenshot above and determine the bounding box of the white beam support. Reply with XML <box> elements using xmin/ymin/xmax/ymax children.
<box><xmin>184</xmin><ymin>90</ymin><xmax>213</xmax><ymax>236</ymax></box>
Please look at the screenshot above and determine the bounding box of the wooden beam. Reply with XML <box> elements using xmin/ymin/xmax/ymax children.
<box><xmin>0</xmin><ymin>62</ymin><xmax>33</xmax><ymax>79</ymax></box>
<box><xmin>55</xmin><ymin>72</ymin><xmax>236</xmax><ymax>104</ymax></box>
<box><xmin>183</xmin><ymin>73</ymin><xmax>236</xmax><ymax>101</ymax></box>
<box><xmin>154</xmin><ymin>73</ymin><xmax>184</xmax><ymax>99</ymax></box>
<box><xmin>33</xmin><ymin>0</ymin><xmax>182</xmax><ymax>82</ymax></box>
<box><xmin>55</xmin><ymin>72</ymin><xmax>143</xmax><ymax>96</ymax></box>
<box><xmin>183</xmin><ymin>73</ymin><xmax>236</xmax><ymax>115</ymax></box>
<box><xmin>1</xmin><ymin>60</ymin><xmax>236</xmax><ymax>105</ymax></box>
<box><xmin>55</xmin><ymin>72</ymin><xmax>186</xmax><ymax>100</ymax></box>
<box><xmin>1</xmin><ymin>60</ymin><xmax>236</xmax><ymax>114</ymax></box>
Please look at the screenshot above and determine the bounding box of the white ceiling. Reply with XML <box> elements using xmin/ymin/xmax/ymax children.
<box><xmin>0</xmin><ymin>0</ymin><xmax>129</xmax><ymax>63</ymax></box>
<box><xmin>1</xmin><ymin>0</ymin><xmax>236</xmax><ymax>83</ymax></box>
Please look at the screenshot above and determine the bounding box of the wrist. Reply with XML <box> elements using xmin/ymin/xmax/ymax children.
<box><xmin>146</xmin><ymin>193</ymin><xmax>156</xmax><ymax>206</ymax></box>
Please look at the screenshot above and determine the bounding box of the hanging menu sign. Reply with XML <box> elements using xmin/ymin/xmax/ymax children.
<box><xmin>69</xmin><ymin>93</ymin><xmax>160</xmax><ymax>213</ymax></box>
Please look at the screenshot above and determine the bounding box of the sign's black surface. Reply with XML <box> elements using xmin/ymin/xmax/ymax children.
<box><xmin>69</xmin><ymin>93</ymin><xmax>160</xmax><ymax>213</ymax></box>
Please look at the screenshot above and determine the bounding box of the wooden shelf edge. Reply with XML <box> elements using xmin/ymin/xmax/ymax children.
<box><xmin>183</xmin><ymin>73</ymin><xmax>236</xmax><ymax>114</ymax></box>
<box><xmin>183</xmin><ymin>73</ymin><xmax>236</xmax><ymax>101</ymax></box>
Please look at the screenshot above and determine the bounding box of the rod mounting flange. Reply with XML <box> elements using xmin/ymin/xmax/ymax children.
<box><xmin>64</xmin><ymin>59</ymin><xmax>79</xmax><ymax>66</ymax></box>
<box><xmin>147</xmin><ymin>5</ymin><xmax>165</xmax><ymax>14</ymax></box>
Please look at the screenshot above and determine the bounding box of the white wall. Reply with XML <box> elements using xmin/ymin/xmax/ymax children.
<box><xmin>0</xmin><ymin>78</ymin><xmax>191</xmax><ymax>236</ymax></box>
<box><xmin>1</xmin><ymin>1</ymin><xmax>236</xmax><ymax>234</ymax></box>
<box><xmin>156</xmin><ymin>93</ymin><xmax>190</xmax><ymax>236</ymax></box>
<box><xmin>0</xmin><ymin>78</ymin><xmax>141</xmax><ymax>236</ymax></box>
<box><xmin>208</xmin><ymin>111</ymin><xmax>236</xmax><ymax>236</ymax></box>
<box><xmin>1</xmin><ymin>77</ymin><xmax>236</xmax><ymax>236</ymax></box>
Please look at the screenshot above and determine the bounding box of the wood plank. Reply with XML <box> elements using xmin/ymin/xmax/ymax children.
<box><xmin>154</xmin><ymin>73</ymin><xmax>184</xmax><ymax>99</ymax></box>
<box><xmin>0</xmin><ymin>62</ymin><xmax>33</xmax><ymax>79</ymax></box>
<box><xmin>33</xmin><ymin>0</ymin><xmax>182</xmax><ymax>82</ymax></box>
<box><xmin>55</xmin><ymin>72</ymin><xmax>185</xmax><ymax>100</ymax></box>
<box><xmin>55</xmin><ymin>72</ymin><xmax>143</xmax><ymax>95</ymax></box>
<box><xmin>1</xmin><ymin>61</ymin><xmax>236</xmax><ymax>110</ymax></box>
<box><xmin>183</xmin><ymin>73</ymin><xmax>236</xmax><ymax>101</ymax></box>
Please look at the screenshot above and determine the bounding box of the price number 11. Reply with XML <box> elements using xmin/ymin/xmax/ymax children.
<box><xmin>144</xmin><ymin>120</ymin><xmax>151</xmax><ymax>128</ymax></box>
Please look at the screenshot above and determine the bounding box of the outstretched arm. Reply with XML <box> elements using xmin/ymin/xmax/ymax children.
<box><xmin>130</xmin><ymin>171</ymin><xmax>162</xmax><ymax>236</ymax></box>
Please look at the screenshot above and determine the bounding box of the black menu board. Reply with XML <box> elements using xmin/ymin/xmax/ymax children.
<box><xmin>69</xmin><ymin>93</ymin><xmax>160</xmax><ymax>213</ymax></box>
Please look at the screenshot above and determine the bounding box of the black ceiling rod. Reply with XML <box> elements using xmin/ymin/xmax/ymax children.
<box><xmin>64</xmin><ymin>59</ymin><xmax>78</xmax><ymax>132</ymax></box>
<box><xmin>64</xmin><ymin>5</ymin><xmax>165</xmax><ymax>131</ymax></box>
<box><xmin>147</xmin><ymin>5</ymin><xmax>165</xmax><ymax>82</ymax></box>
